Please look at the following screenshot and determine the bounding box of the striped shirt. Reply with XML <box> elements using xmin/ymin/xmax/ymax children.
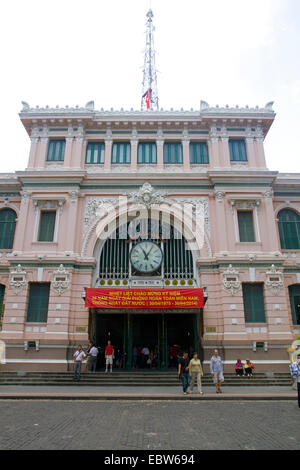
<box><xmin>210</xmin><ymin>355</ymin><xmax>223</xmax><ymax>373</ymax></box>
<box><xmin>289</xmin><ymin>362</ymin><xmax>300</xmax><ymax>382</ymax></box>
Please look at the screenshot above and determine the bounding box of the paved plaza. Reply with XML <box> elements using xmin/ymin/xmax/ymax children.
<box><xmin>0</xmin><ymin>399</ymin><xmax>299</xmax><ymax>450</ymax></box>
<box><xmin>0</xmin><ymin>384</ymin><xmax>295</xmax><ymax>399</ymax></box>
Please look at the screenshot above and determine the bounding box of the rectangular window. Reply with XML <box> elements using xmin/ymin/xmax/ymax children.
<box><xmin>38</xmin><ymin>211</ymin><xmax>56</xmax><ymax>242</ymax></box>
<box><xmin>26</xmin><ymin>283</ymin><xmax>50</xmax><ymax>323</ymax></box>
<box><xmin>163</xmin><ymin>142</ymin><xmax>183</xmax><ymax>164</ymax></box>
<box><xmin>46</xmin><ymin>140</ymin><xmax>65</xmax><ymax>162</ymax></box>
<box><xmin>237</xmin><ymin>211</ymin><xmax>255</xmax><ymax>242</ymax></box>
<box><xmin>111</xmin><ymin>142</ymin><xmax>131</xmax><ymax>164</ymax></box>
<box><xmin>85</xmin><ymin>142</ymin><xmax>105</xmax><ymax>164</ymax></box>
<box><xmin>137</xmin><ymin>142</ymin><xmax>157</xmax><ymax>164</ymax></box>
<box><xmin>229</xmin><ymin>139</ymin><xmax>247</xmax><ymax>162</ymax></box>
<box><xmin>189</xmin><ymin>142</ymin><xmax>209</xmax><ymax>164</ymax></box>
<box><xmin>242</xmin><ymin>283</ymin><xmax>266</xmax><ymax>323</ymax></box>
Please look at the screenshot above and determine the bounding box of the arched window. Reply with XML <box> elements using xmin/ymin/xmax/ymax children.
<box><xmin>98</xmin><ymin>221</ymin><xmax>194</xmax><ymax>281</ymax></box>
<box><xmin>0</xmin><ymin>209</ymin><xmax>17</xmax><ymax>249</ymax></box>
<box><xmin>289</xmin><ymin>285</ymin><xmax>300</xmax><ymax>325</ymax></box>
<box><xmin>278</xmin><ymin>209</ymin><xmax>300</xmax><ymax>250</ymax></box>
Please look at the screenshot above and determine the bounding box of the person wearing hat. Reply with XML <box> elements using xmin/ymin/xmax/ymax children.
<box><xmin>289</xmin><ymin>353</ymin><xmax>300</xmax><ymax>408</ymax></box>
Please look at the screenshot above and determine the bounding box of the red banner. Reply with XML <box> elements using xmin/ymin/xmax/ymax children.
<box><xmin>85</xmin><ymin>288</ymin><xmax>204</xmax><ymax>309</ymax></box>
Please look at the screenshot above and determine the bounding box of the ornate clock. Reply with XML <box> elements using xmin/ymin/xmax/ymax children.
<box><xmin>130</xmin><ymin>241</ymin><xmax>163</xmax><ymax>274</ymax></box>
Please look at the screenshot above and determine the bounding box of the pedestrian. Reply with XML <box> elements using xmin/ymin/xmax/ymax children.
<box><xmin>88</xmin><ymin>343</ymin><xmax>99</xmax><ymax>373</ymax></box>
<box><xmin>142</xmin><ymin>345</ymin><xmax>150</xmax><ymax>368</ymax></box>
<box><xmin>148</xmin><ymin>350</ymin><xmax>154</xmax><ymax>369</ymax></box>
<box><xmin>289</xmin><ymin>353</ymin><xmax>300</xmax><ymax>409</ymax></box>
<box><xmin>137</xmin><ymin>346</ymin><xmax>142</xmax><ymax>368</ymax></box>
<box><xmin>234</xmin><ymin>359</ymin><xmax>244</xmax><ymax>377</ymax></box>
<box><xmin>210</xmin><ymin>349</ymin><xmax>224</xmax><ymax>394</ymax></box>
<box><xmin>73</xmin><ymin>345</ymin><xmax>86</xmax><ymax>382</ymax></box>
<box><xmin>132</xmin><ymin>346</ymin><xmax>138</xmax><ymax>368</ymax></box>
<box><xmin>244</xmin><ymin>359</ymin><xmax>254</xmax><ymax>377</ymax></box>
<box><xmin>189</xmin><ymin>352</ymin><xmax>204</xmax><ymax>395</ymax></box>
<box><xmin>105</xmin><ymin>340</ymin><xmax>114</xmax><ymax>373</ymax></box>
<box><xmin>178</xmin><ymin>351</ymin><xmax>191</xmax><ymax>395</ymax></box>
<box><xmin>85</xmin><ymin>342</ymin><xmax>92</xmax><ymax>372</ymax></box>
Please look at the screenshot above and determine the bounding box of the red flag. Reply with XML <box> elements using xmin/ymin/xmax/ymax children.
<box><xmin>145</xmin><ymin>90</ymin><xmax>150</xmax><ymax>109</ymax></box>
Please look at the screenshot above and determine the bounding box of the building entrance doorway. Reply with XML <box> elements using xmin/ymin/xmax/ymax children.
<box><xmin>94</xmin><ymin>314</ymin><xmax>125</xmax><ymax>369</ymax></box>
<box><xmin>93</xmin><ymin>311</ymin><xmax>200</xmax><ymax>370</ymax></box>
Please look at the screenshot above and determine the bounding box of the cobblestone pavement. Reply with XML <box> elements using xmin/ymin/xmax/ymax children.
<box><xmin>0</xmin><ymin>400</ymin><xmax>299</xmax><ymax>450</ymax></box>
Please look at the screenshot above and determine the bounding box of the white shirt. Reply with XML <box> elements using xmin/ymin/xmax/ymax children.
<box><xmin>74</xmin><ymin>350</ymin><xmax>86</xmax><ymax>362</ymax></box>
<box><xmin>142</xmin><ymin>348</ymin><xmax>150</xmax><ymax>355</ymax></box>
<box><xmin>89</xmin><ymin>346</ymin><xmax>99</xmax><ymax>357</ymax></box>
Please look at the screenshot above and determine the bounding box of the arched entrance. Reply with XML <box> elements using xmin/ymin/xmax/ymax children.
<box><xmin>86</xmin><ymin>206</ymin><xmax>206</xmax><ymax>370</ymax></box>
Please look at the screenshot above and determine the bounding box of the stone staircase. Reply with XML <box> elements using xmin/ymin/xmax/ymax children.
<box><xmin>0</xmin><ymin>371</ymin><xmax>291</xmax><ymax>387</ymax></box>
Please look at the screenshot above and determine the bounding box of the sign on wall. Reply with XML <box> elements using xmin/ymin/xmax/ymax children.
<box><xmin>85</xmin><ymin>288</ymin><xmax>204</xmax><ymax>309</ymax></box>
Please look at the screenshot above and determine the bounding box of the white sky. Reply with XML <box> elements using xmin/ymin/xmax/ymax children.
<box><xmin>0</xmin><ymin>0</ymin><xmax>299</xmax><ymax>174</ymax></box>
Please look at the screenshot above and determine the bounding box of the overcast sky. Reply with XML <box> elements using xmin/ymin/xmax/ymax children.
<box><xmin>0</xmin><ymin>0</ymin><xmax>299</xmax><ymax>174</ymax></box>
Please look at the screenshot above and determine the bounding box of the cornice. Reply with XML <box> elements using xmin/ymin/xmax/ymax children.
<box><xmin>19</xmin><ymin>100</ymin><xmax>276</xmax><ymax>118</ymax></box>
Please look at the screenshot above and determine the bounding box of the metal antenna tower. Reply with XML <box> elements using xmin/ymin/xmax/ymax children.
<box><xmin>141</xmin><ymin>9</ymin><xmax>159</xmax><ymax>111</ymax></box>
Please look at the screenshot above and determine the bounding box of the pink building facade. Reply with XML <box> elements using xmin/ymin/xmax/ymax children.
<box><xmin>0</xmin><ymin>101</ymin><xmax>299</xmax><ymax>372</ymax></box>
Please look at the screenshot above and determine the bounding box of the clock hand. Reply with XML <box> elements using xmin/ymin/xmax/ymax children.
<box><xmin>146</xmin><ymin>246</ymin><xmax>154</xmax><ymax>257</ymax></box>
<box><xmin>141</xmin><ymin>247</ymin><xmax>149</xmax><ymax>261</ymax></box>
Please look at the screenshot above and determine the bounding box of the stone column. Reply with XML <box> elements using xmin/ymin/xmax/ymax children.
<box><xmin>104</xmin><ymin>138</ymin><xmax>112</xmax><ymax>172</ymax></box>
<box><xmin>209</xmin><ymin>138</ymin><xmax>220</xmax><ymax>168</ymax></box>
<box><xmin>72</xmin><ymin>126</ymin><xmax>84</xmax><ymax>169</ymax></box>
<box><xmin>130</xmin><ymin>138</ymin><xmax>138</xmax><ymax>173</ymax></box>
<box><xmin>263</xmin><ymin>190</ymin><xmax>278</xmax><ymax>250</ymax></box>
<box><xmin>13</xmin><ymin>191</ymin><xmax>31</xmax><ymax>251</ymax></box>
<box><xmin>66</xmin><ymin>191</ymin><xmax>80</xmax><ymax>251</ymax></box>
<box><xmin>64</xmin><ymin>137</ymin><xmax>74</xmax><ymax>168</ymax></box>
<box><xmin>214</xmin><ymin>191</ymin><xmax>228</xmax><ymax>252</ymax></box>
<box><xmin>219</xmin><ymin>132</ymin><xmax>230</xmax><ymax>168</ymax></box>
<box><xmin>255</xmin><ymin>137</ymin><xmax>267</xmax><ymax>168</ymax></box>
<box><xmin>37</xmin><ymin>137</ymin><xmax>49</xmax><ymax>169</ymax></box>
<box><xmin>156</xmin><ymin>139</ymin><xmax>164</xmax><ymax>170</ymax></box>
<box><xmin>246</xmin><ymin>137</ymin><xmax>256</xmax><ymax>168</ymax></box>
<box><xmin>182</xmin><ymin>138</ymin><xmax>190</xmax><ymax>171</ymax></box>
<box><xmin>27</xmin><ymin>137</ymin><xmax>39</xmax><ymax>169</ymax></box>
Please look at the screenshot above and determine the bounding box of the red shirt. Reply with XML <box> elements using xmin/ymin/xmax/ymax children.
<box><xmin>105</xmin><ymin>345</ymin><xmax>114</xmax><ymax>356</ymax></box>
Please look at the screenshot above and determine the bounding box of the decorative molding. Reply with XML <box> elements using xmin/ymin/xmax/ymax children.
<box><xmin>20</xmin><ymin>191</ymin><xmax>31</xmax><ymax>203</ymax></box>
<box><xmin>223</xmin><ymin>264</ymin><xmax>241</xmax><ymax>295</ymax></box>
<box><xmin>111</xmin><ymin>165</ymin><xmax>132</xmax><ymax>173</ymax></box>
<box><xmin>69</xmin><ymin>190</ymin><xmax>81</xmax><ymax>203</ymax></box>
<box><xmin>32</xmin><ymin>198</ymin><xmax>65</xmax><ymax>213</ymax></box>
<box><xmin>127</xmin><ymin>182</ymin><xmax>169</xmax><ymax>208</ymax></box>
<box><xmin>51</xmin><ymin>264</ymin><xmax>70</xmax><ymax>295</ymax></box>
<box><xmin>265</xmin><ymin>264</ymin><xmax>283</xmax><ymax>295</ymax></box>
<box><xmin>215</xmin><ymin>191</ymin><xmax>225</xmax><ymax>203</ymax></box>
<box><xmin>84</xmin><ymin>197</ymin><xmax>120</xmax><ymax>230</ymax></box>
<box><xmin>20</xmin><ymin>102</ymin><xmax>275</xmax><ymax>117</ymax></box>
<box><xmin>230</xmin><ymin>199</ymin><xmax>261</xmax><ymax>210</ymax></box>
<box><xmin>9</xmin><ymin>264</ymin><xmax>27</xmax><ymax>295</ymax></box>
<box><xmin>164</xmin><ymin>165</ymin><xmax>183</xmax><ymax>173</ymax></box>
<box><xmin>81</xmin><ymin>186</ymin><xmax>211</xmax><ymax>257</ymax></box>
<box><xmin>137</xmin><ymin>165</ymin><xmax>157</xmax><ymax>173</ymax></box>
<box><xmin>264</xmin><ymin>190</ymin><xmax>273</xmax><ymax>199</ymax></box>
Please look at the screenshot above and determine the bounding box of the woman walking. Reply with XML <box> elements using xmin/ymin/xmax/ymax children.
<box><xmin>189</xmin><ymin>352</ymin><xmax>204</xmax><ymax>395</ymax></box>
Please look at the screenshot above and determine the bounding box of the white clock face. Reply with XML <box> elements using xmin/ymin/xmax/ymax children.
<box><xmin>130</xmin><ymin>241</ymin><xmax>163</xmax><ymax>274</ymax></box>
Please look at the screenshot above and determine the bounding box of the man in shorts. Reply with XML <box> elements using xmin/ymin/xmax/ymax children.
<box><xmin>105</xmin><ymin>340</ymin><xmax>114</xmax><ymax>373</ymax></box>
<box><xmin>210</xmin><ymin>349</ymin><xmax>224</xmax><ymax>393</ymax></box>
